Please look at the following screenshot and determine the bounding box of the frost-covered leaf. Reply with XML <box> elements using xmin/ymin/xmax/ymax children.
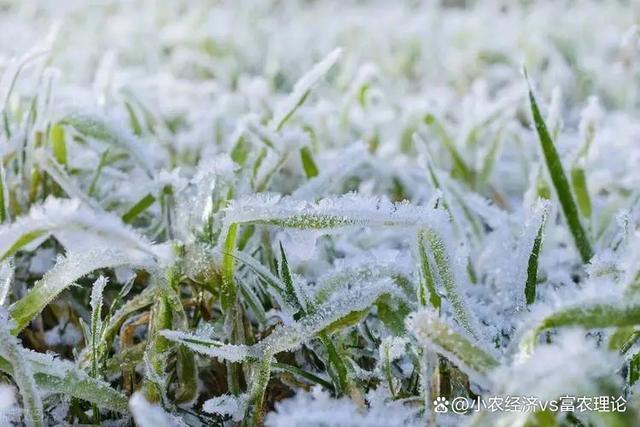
<box><xmin>407</xmin><ymin>310</ymin><xmax>498</xmax><ymax>386</ymax></box>
<box><xmin>518</xmin><ymin>297</ymin><xmax>640</xmax><ymax>357</ymax></box>
<box><xmin>9</xmin><ymin>249</ymin><xmax>140</xmax><ymax>333</ymax></box>
<box><xmin>0</xmin><ymin>260</ymin><xmax>14</xmax><ymax>307</ymax></box>
<box><xmin>0</xmin><ymin>309</ymin><xmax>42</xmax><ymax>427</ymax></box>
<box><xmin>270</xmin><ymin>48</ymin><xmax>342</xmax><ymax>131</ymax></box>
<box><xmin>203</xmin><ymin>393</ymin><xmax>248</xmax><ymax>422</ymax></box>
<box><xmin>224</xmin><ymin>193</ymin><xmax>442</xmax><ymax>231</ymax></box>
<box><xmin>0</xmin><ymin>198</ymin><xmax>163</xmax><ymax>264</ymax></box>
<box><xmin>61</xmin><ymin>111</ymin><xmax>153</xmax><ymax>175</ymax></box>
<box><xmin>527</xmin><ymin>80</ymin><xmax>593</xmax><ymax>263</ymax></box>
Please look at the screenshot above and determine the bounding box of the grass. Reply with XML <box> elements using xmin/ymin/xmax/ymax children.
<box><xmin>0</xmin><ymin>1</ymin><xmax>639</xmax><ymax>426</ymax></box>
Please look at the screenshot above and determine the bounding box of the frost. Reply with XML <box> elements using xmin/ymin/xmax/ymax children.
<box><xmin>291</xmin><ymin>145</ymin><xmax>370</xmax><ymax>199</ymax></box>
<box><xmin>9</xmin><ymin>249</ymin><xmax>140</xmax><ymax>333</ymax></box>
<box><xmin>44</xmin><ymin>323</ymin><xmax>82</xmax><ymax>347</ymax></box>
<box><xmin>0</xmin><ymin>1</ymin><xmax>638</xmax><ymax>425</ymax></box>
<box><xmin>0</xmin><ymin>198</ymin><xmax>164</xmax><ymax>265</ymax></box>
<box><xmin>265</xmin><ymin>387</ymin><xmax>421</xmax><ymax>427</ymax></box>
<box><xmin>269</xmin><ymin>48</ymin><xmax>342</xmax><ymax>131</ymax></box>
<box><xmin>62</xmin><ymin>110</ymin><xmax>154</xmax><ymax>175</ymax></box>
<box><xmin>407</xmin><ymin>310</ymin><xmax>498</xmax><ymax>387</ymax></box>
<box><xmin>129</xmin><ymin>392</ymin><xmax>185</xmax><ymax>427</ymax></box>
<box><xmin>202</xmin><ymin>393</ymin><xmax>248</xmax><ymax>422</ymax></box>
<box><xmin>257</xmin><ymin>278</ymin><xmax>402</xmax><ymax>356</ymax></box>
<box><xmin>0</xmin><ymin>309</ymin><xmax>42</xmax><ymax>427</ymax></box>
<box><xmin>158</xmin><ymin>331</ymin><xmax>255</xmax><ymax>363</ymax></box>
<box><xmin>0</xmin><ymin>385</ymin><xmax>20</xmax><ymax>426</ymax></box>
<box><xmin>90</xmin><ymin>276</ymin><xmax>108</xmax><ymax>314</ymax></box>
<box><xmin>579</xmin><ymin>96</ymin><xmax>602</xmax><ymax>144</ymax></box>
<box><xmin>378</xmin><ymin>336</ymin><xmax>410</xmax><ymax>373</ymax></box>
<box><xmin>0</xmin><ymin>260</ymin><xmax>13</xmax><ymax>306</ymax></box>
<box><xmin>224</xmin><ymin>193</ymin><xmax>442</xmax><ymax>230</ymax></box>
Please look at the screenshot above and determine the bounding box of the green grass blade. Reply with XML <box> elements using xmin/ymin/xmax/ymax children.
<box><xmin>0</xmin><ymin>312</ymin><xmax>43</xmax><ymax>427</ymax></box>
<box><xmin>0</xmin><ymin>351</ymin><xmax>129</xmax><ymax>413</ymax></box>
<box><xmin>61</xmin><ymin>111</ymin><xmax>152</xmax><ymax>175</ymax></box>
<box><xmin>570</xmin><ymin>166</ymin><xmax>592</xmax><ymax>219</ymax></box>
<box><xmin>221</xmin><ymin>223</ymin><xmax>238</xmax><ymax>312</ymax></box>
<box><xmin>0</xmin><ymin>163</ymin><xmax>8</xmax><ymax>223</ymax></box>
<box><xmin>164</xmin><ymin>273</ymin><xmax>197</xmax><ymax>404</ymax></box>
<box><xmin>50</xmin><ymin>123</ymin><xmax>67</xmax><ymax>168</ymax></box>
<box><xmin>417</xmin><ymin>229</ymin><xmax>441</xmax><ymax>310</ymax></box>
<box><xmin>520</xmin><ymin>301</ymin><xmax>640</xmax><ymax>355</ymax></box>
<box><xmin>407</xmin><ymin>310</ymin><xmax>498</xmax><ymax>385</ymax></box>
<box><xmin>423</xmin><ymin>114</ymin><xmax>475</xmax><ymax>186</ymax></box>
<box><xmin>272</xmin><ymin>362</ymin><xmax>334</xmax><ymax>391</ymax></box>
<box><xmin>246</xmin><ymin>356</ymin><xmax>272</xmax><ymax>426</ymax></box>
<box><xmin>525</xmin><ymin>204</ymin><xmax>549</xmax><ymax>305</ymax></box>
<box><xmin>231</xmin><ymin>134</ymin><xmax>249</xmax><ymax>166</ymax></box>
<box><xmin>122</xmin><ymin>193</ymin><xmax>156</xmax><ymax>224</ymax></box>
<box><xmin>270</xmin><ymin>48</ymin><xmax>342</xmax><ymax>131</ymax></box>
<box><xmin>1</xmin><ymin>229</ymin><xmax>47</xmax><ymax>261</ymax></box>
<box><xmin>478</xmin><ymin>128</ymin><xmax>503</xmax><ymax>187</ymax></box>
<box><xmin>527</xmin><ymin>82</ymin><xmax>593</xmax><ymax>262</ymax></box>
<box><xmin>318</xmin><ymin>332</ymin><xmax>349</xmax><ymax>393</ymax></box>
<box><xmin>423</xmin><ymin>228</ymin><xmax>479</xmax><ymax>339</ymax></box>
<box><xmin>300</xmin><ymin>146</ymin><xmax>319</xmax><ymax>178</ymax></box>
<box><xmin>279</xmin><ymin>243</ymin><xmax>303</xmax><ymax>312</ymax></box>
<box><xmin>143</xmin><ymin>291</ymin><xmax>173</xmax><ymax>403</ymax></box>
<box><xmin>9</xmin><ymin>249</ymin><xmax>133</xmax><ymax>334</ymax></box>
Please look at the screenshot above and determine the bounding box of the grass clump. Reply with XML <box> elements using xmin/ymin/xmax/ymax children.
<box><xmin>0</xmin><ymin>1</ymin><xmax>639</xmax><ymax>426</ymax></box>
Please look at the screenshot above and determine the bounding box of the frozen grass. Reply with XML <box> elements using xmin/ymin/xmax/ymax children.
<box><xmin>0</xmin><ymin>0</ymin><xmax>640</xmax><ymax>425</ymax></box>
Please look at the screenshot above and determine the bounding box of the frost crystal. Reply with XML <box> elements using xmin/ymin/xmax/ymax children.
<box><xmin>202</xmin><ymin>393</ymin><xmax>248</xmax><ymax>422</ymax></box>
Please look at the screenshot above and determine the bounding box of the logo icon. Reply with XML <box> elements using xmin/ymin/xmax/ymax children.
<box><xmin>433</xmin><ymin>397</ymin><xmax>449</xmax><ymax>413</ymax></box>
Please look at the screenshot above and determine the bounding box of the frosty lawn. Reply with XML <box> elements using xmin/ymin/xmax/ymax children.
<box><xmin>0</xmin><ymin>1</ymin><xmax>640</xmax><ymax>426</ymax></box>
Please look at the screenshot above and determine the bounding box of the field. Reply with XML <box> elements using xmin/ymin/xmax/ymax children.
<box><xmin>0</xmin><ymin>1</ymin><xmax>639</xmax><ymax>426</ymax></box>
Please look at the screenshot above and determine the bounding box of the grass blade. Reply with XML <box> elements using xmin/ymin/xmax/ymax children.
<box><xmin>300</xmin><ymin>147</ymin><xmax>319</xmax><ymax>178</ymax></box>
<box><xmin>407</xmin><ymin>310</ymin><xmax>498</xmax><ymax>386</ymax></box>
<box><xmin>526</xmin><ymin>80</ymin><xmax>593</xmax><ymax>262</ymax></box>
<box><xmin>520</xmin><ymin>301</ymin><xmax>640</xmax><ymax>355</ymax></box>
<box><xmin>525</xmin><ymin>202</ymin><xmax>549</xmax><ymax>305</ymax></box>
<box><xmin>0</xmin><ymin>310</ymin><xmax>43</xmax><ymax>427</ymax></box>
<box><xmin>122</xmin><ymin>193</ymin><xmax>156</xmax><ymax>224</ymax></box>
<box><xmin>417</xmin><ymin>229</ymin><xmax>441</xmax><ymax>310</ymax></box>
<box><xmin>9</xmin><ymin>249</ymin><xmax>134</xmax><ymax>334</ymax></box>
<box><xmin>423</xmin><ymin>114</ymin><xmax>475</xmax><ymax>186</ymax></box>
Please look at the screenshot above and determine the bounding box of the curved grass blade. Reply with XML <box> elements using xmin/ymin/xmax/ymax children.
<box><xmin>61</xmin><ymin>111</ymin><xmax>153</xmax><ymax>176</ymax></box>
<box><xmin>225</xmin><ymin>193</ymin><xmax>442</xmax><ymax>231</ymax></box>
<box><xmin>9</xmin><ymin>249</ymin><xmax>135</xmax><ymax>334</ymax></box>
<box><xmin>122</xmin><ymin>193</ymin><xmax>156</xmax><ymax>224</ymax></box>
<box><xmin>520</xmin><ymin>300</ymin><xmax>640</xmax><ymax>355</ymax></box>
<box><xmin>270</xmin><ymin>48</ymin><xmax>342</xmax><ymax>131</ymax></box>
<box><xmin>407</xmin><ymin>310</ymin><xmax>498</xmax><ymax>387</ymax></box>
